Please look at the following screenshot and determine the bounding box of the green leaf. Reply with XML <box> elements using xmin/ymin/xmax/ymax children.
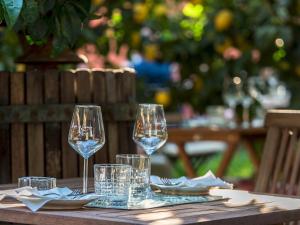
<box><xmin>0</xmin><ymin>0</ymin><xmax>23</xmax><ymax>27</ymax></box>
<box><xmin>21</xmin><ymin>0</ymin><xmax>38</xmax><ymax>24</ymax></box>
<box><xmin>27</xmin><ymin>18</ymin><xmax>48</xmax><ymax>40</ymax></box>
<box><xmin>60</xmin><ymin>5</ymin><xmax>82</xmax><ymax>46</ymax></box>
<box><xmin>0</xmin><ymin>5</ymin><xmax>4</xmax><ymax>22</ymax></box>
<box><xmin>39</xmin><ymin>0</ymin><xmax>55</xmax><ymax>15</ymax></box>
<box><xmin>52</xmin><ymin>35</ymin><xmax>68</xmax><ymax>56</ymax></box>
<box><xmin>69</xmin><ymin>1</ymin><xmax>90</xmax><ymax>21</ymax></box>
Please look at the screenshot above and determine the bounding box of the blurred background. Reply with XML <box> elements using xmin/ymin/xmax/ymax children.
<box><xmin>1</xmin><ymin>0</ymin><xmax>299</xmax><ymax>187</ymax></box>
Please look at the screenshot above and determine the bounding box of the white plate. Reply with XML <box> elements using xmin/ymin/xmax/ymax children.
<box><xmin>18</xmin><ymin>195</ymin><xmax>99</xmax><ymax>210</ymax></box>
<box><xmin>43</xmin><ymin>198</ymin><xmax>98</xmax><ymax>210</ymax></box>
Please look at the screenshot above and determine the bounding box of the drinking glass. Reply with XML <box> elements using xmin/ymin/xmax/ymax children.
<box><xmin>116</xmin><ymin>154</ymin><xmax>150</xmax><ymax>202</ymax></box>
<box><xmin>132</xmin><ymin>104</ymin><xmax>168</xmax><ymax>156</ymax></box>
<box><xmin>18</xmin><ymin>177</ymin><xmax>56</xmax><ymax>190</ymax></box>
<box><xmin>94</xmin><ymin>164</ymin><xmax>132</xmax><ymax>207</ymax></box>
<box><xmin>68</xmin><ymin>105</ymin><xmax>105</xmax><ymax>194</ymax></box>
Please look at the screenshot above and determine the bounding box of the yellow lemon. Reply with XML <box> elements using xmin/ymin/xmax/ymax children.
<box><xmin>16</xmin><ymin>64</ymin><xmax>26</xmax><ymax>72</ymax></box>
<box><xmin>155</xmin><ymin>90</ymin><xmax>171</xmax><ymax>106</ymax></box>
<box><xmin>194</xmin><ymin>77</ymin><xmax>203</xmax><ymax>91</ymax></box>
<box><xmin>105</xmin><ymin>28</ymin><xmax>114</xmax><ymax>38</ymax></box>
<box><xmin>153</xmin><ymin>4</ymin><xmax>167</xmax><ymax>17</ymax></box>
<box><xmin>190</xmin><ymin>0</ymin><xmax>203</xmax><ymax>4</ymax></box>
<box><xmin>144</xmin><ymin>44</ymin><xmax>158</xmax><ymax>61</ymax></box>
<box><xmin>92</xmin><ymin>0</ymin><xmax>103</xmax><ymax>6</ymax></box>
<box><xmin>133</xmin><ymin>3</ymin><xmax>148</xmax><ymax>23</ymax></box>
<box><xmin>214</xmin><ymin>39</ymin><xmax>232</xmax><ymax>54</ymax></box>
<box><xmin>236</xmin><ymin>36</ymin><xmax>250</xmax><ymax>50</ymax></box>
<box><xmin>214</xmin><ymin>9</ymin><xmax>233</xmax><ymax>32</ymax></box>
<box><xmin>295</xmin><ymin>66</ymin><xmax>300</xmax><ymax>76</ymax></box>
<box><xmin>131</xmin><ymin>32</ymin><xmax>141</xmax><ymax>47</ymax></box>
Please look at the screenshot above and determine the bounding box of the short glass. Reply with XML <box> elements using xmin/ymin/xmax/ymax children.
<box><xmin>94</xmin><ymin>164</ymin><xmax>132</xmax><ymax>207</ymax></box>
<box><xmin>116</xmin><ymin>154</ymin><xmax>150</xmax><ymax>202</ymax></box>
<box><xmin>18</xmin><ymin>176</ymin><xmax>56</xmax><ymax>190</ymax></box>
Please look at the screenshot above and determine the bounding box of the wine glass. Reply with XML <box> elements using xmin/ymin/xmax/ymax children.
<box><xmin>223</xmin><ymin>76</ymin><xmax>243</xmax><ymax>127</ymax></box>
<box><xmin>68</xmin><ymin>105</ymin><xmax>105</xmax><ymax>194</ymax></box>
<box><xmin>133</xmin><ymin>104</ymin><xmax>168</xmax><ymax>156</ymax></box>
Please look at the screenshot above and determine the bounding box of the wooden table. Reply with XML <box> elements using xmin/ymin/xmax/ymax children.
<box><xmin>168</xmin><ymin>127</ymin><xmax>267</xmax><ymax>178</ymax></box>
<box><xmin>1</xmin><ymin>179</ymin><xmax>300</xmax><ymax>225</ymax></box>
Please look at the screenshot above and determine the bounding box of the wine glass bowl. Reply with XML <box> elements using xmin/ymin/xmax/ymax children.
<box><xmin>68</xmin><ymin>105</ymin><xmax>105</xmax><ymax>193</ymax></box>
<box><xmin>133</xmin><ymin>104</ymin><xmax>168</xmax><ymax>156</ymax></box>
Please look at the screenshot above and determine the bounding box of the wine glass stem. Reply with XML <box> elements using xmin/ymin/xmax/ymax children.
<box><xmin>83</xmin><ymin>158</ymin><xmax>88</xmax><ymax>194</ymax></box>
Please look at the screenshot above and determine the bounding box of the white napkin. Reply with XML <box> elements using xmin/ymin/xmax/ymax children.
<box><xmin>151</xmin><ymin>171</ymin><xmax>233</xmax><ymax>191</ymax></box>
<box><xmin>0</xmin><ymin>187</ymin><xmax>91</xmax><ymax>212</ymax></box>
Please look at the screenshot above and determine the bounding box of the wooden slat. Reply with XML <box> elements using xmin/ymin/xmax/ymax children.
<box><xmin>0</xmin><ymin>72</ymin><xmax>11</xmax><ymax>184</ymax></box>
<box><xmin>266</xmin><ymin>110</ymin><xmax>300</xmax><ymax>128</ymax></box>
<box><xmin>44</xmin><ymin>70</ymin><xmax>61</xmax><ymax>178</ymax></box>
<box><xmin>271</xmin><ymin>129</ymin><xmax>290</xmax><ymax>193</ymax></box>
<box><xmin>116</xmin><ymin>70</ymin><xmax>129</xmax><ymax>155</ymax></box>
<box><xmin>255</xmin><ymin>127</ymin><xmax>281</xmax><ymax>192</ymax></box>
<box><xmin>290</xmin><ymin>141</ymin><xmax>300</xmax><ymax>195</ymax></box>
<box><xmin>282</xmin><ymin>129</ymin><xmax>298</xmax><ymax>194</ymax></box>
<box><xmin>26</xmin><ymin>70</ymin><xmax>44</xmax><ymax>176</ymax></box>
<box><xmin>61</xmin><ymin>71</ymin><xmax>78</xmax><ymax>178</ymax></box>
<box><xmin>76</xmin><ymin>69</ymin><xmax>94</xmax><ymax>176</ymax></box>
<box><xmin>10</xmin><ymin>72</ymin><xmax>26</xmax><ymax>182</ymax></box>
<box><xmin>0</xmin><ymin>104</ymin><xmax>135</xmax><ymax>123</ymax></box>
<box><xmin>92</xmin><ymin>69</ymin><xmax>108</xmax><ymax>163</ymax></box>
<box><xmin>105</xmin><ymin>70</ymin><xmax>118</xmax><ymax>163</ymax></box>
<box><xmin>124</xmin><ymin>69</ymin><xmax>136</xmax><ymax>154</ymax></box>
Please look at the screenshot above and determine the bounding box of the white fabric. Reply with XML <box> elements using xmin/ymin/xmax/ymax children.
<box><xmin>0</xmin><ymin>187</ymin><xmax>96</xmax><ymax>212</ymax></box>
<box><xmin>151</xmin><ymin>171</ymin><xmax>233</xmax><ymax>192</ymax></box>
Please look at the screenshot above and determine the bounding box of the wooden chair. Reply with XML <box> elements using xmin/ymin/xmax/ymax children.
<box><xmin>255</xmin><ymin>110</ymin><xmax>300</xmax><ymax>195</ymax></box>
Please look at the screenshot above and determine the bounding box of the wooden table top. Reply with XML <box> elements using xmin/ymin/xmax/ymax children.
<box><xmin>1</xmin><ymin>179</ymin><xmax>300</xmax><ymax>225</ymax></box>
<box><xmin>167</xmin><ymin>126</ymin><xmax>266</xmax><ymax>141</ymax></box>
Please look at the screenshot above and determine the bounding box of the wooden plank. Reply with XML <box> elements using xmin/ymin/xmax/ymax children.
<box><xmin>116</xmin><ymin>70</ymin><xmax>129</xmax><ymax>155</ymax></box>
<box><xmin>0</xmin><ymin>72</ymin><xmax>11</xmax><ymax>184</ymax></box>
<box><xmin>26</xmin><ymin>70</ymin><xmax>44</xmax><ymax>176</ymax></box>
<box><xmin>282</xmin><ymin>129</ymin><xmax>298</xmax><ymax>194</ymax></box>
<box><xmin>105</xmin><ymin>70</ymin><xmax>118</xmax><ymax>163</ymax></box>
<box><xmin>291</xmin><ymin>141</ymin><xmax>300</xmax><ymax>195</ymax></box>
<box><xmin>124</xmin><ymin>69</ymin><xmax>136</xmax><ymax>154</ymax></box>
<box><xmin>44</xmin><ymin>70</ymin><xmax>61</xmax><ymax>178</ymax></box>
<box><xmin>61</xmin><ymin>71</ymin><xmax>78</xmax><ymax>178</ymax></box>
<box><xmin>2</xmin><ymin>181</ymin><xmax>300</xmax><ymax>225</ymax></box>
<box><xmin>10</xmin><ymin>72</ymin><xmax>26</xmax><ymax>182</ymax></box>
<box><xmin>75</xmin><ymin>69</ymin><xmax>94</xmax><ymax>176</ymax></box>
<box><xmin>266</xmin><ymin>110</ymin><xmax>300</xmax><ymax>128</ymax></box>
<box><xmin>271</xmin><ymin>129</ymin><xmax>289</xmax><ymax>193</ymax></box>
<box><xmin>255</xmin><ymin>127</ymin><xmax>281</xmax><ymax>192</ymax></box>
<box><xmin>92</xmin><ymin>69</ymin><xmax>108</xmax><ymax>163</ymax></box>
<box><xmin>0</xmin><ymin>104</ymin><xmax>135</xmax><ymax>123</ymax></box>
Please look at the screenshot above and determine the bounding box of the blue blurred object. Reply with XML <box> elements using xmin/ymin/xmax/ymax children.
<box><xmin>130</xmin><ymin>54</ymin><xmax>171</xmax><ymax>86</ymax></box>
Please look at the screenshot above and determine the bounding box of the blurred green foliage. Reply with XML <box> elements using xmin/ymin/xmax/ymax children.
<box><xmin>83</xmin><ymin>0</ymin><xmax>300</xmax><ymax>110</ymax></box>
<box><xmin>0</xmin><ymin>0</ymin><xmax>300</xmax><ymax>110</ymax></box>
<box><xmin>0</xmin><ymin>0</ymin><xmax>93</xmax><ymax>70</ymax></box>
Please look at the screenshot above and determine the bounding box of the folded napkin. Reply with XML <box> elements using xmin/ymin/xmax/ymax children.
<box><xmin>0</xmin><ymin>187</ymin><xmax>96</xmax><ymax>212</ymax></box>
<box><xmin>151</xmin><ymin>171</ymin><xmax>233</xmax><ymax>193</ymax></box>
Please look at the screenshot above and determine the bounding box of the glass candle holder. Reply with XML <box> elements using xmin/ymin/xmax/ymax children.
<box><xmin>94</xmin><ymin>164</ymin><xmax>132</xmax><ymax>207</ymax></box>
<box><xmin>18</xmin><ymin>176</ymin><xmax>56</xmax><ymax>190</ymax></box>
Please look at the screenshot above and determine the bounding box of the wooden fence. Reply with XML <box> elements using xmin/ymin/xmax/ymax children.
<box><xmin>0</xmin><ymin>68</ymin><xmax>136</xmax><ymax>184</ymax></box>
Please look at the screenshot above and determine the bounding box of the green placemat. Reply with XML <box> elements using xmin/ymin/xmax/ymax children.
<box><xmin>86</xmin><ymin>192</ymin><xmax>223</xmax><ymax>210</ymax></box>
